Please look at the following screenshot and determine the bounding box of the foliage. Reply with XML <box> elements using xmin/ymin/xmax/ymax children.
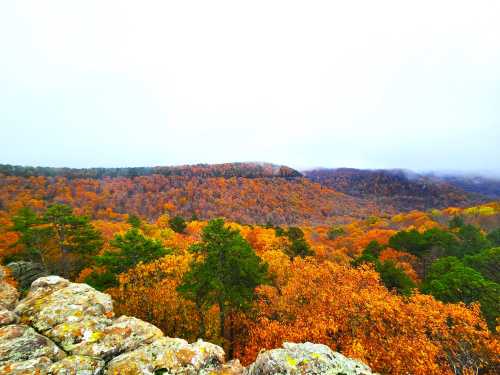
<box><xmin>178</xmin><ymin>219</ymin><xmax>269</xmax><ymax>351</ymax></box>
<box><xmin>8</xmin><ymin>204</ymin><xmax>103</xmax><ymax>278</ymax></box>
<box><xmin>464</xmin><ymin>247</ymin><xmax>500</xmax><ymax>283</ymax></box>
<box><xmin>89</xmin><ymin>228</ymin><xmax>169</xmax><ymax>288</ymax></box>
<box><xmin>422</xmin><ymin>257</ymin><xmax>500</xmax><ymax>329</ymax></box>
<box><xmin>169</xmin><ymin>215</ymin><xmax>187</xmax><ymax>234</ymax></box>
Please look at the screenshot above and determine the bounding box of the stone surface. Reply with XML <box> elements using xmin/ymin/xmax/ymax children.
<box><xmin>49</xmin><ymin>355</ymin><xmax>105</xmax><ymax>375</ymax></box>
<box><xmin>0</xmin><ymin>280</ymin><xmax>19</xmax><ymax>310</ymax></box>
<box><xmin>15</xmin><ymin>277</ymin><xmax>114</xmax><ymax>334</ymax></box>
<box><xmin>0</xmin><ymin>356</ymin><xmax>53</xmax><ymax>374</ymax></box>
<box><xmin>69</xmin><ymin>316</ymin><xmax>164</xmax><ymax>360</ymax></box>
<box><xmin>0</xmin><ymin>324</ymin><xmax>66</xmax><ymax>364</ymax></box>
<box><xmin>0</xmin><ymin>309</ymin><xmax>18</xmax><ymax>327</ymax></box>
<box><xmin>106</xmin><ymin>337</ymin><xmax>226</xmax><ymax>374</ymax></box>
<box><xmin>7</xmin><ymin>261</ymin><xmax>48</xmax><ymax>290</ymax></box>
<box><xmin>246</xmin><ymin>342</ymin><xmax>376</xmax><ymax>375</ymax></box>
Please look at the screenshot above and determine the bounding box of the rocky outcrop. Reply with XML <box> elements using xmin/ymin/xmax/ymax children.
<box><xmin>6</xmin><ymin>261</ymin><xmax>48</xmax><ymax>290</ymax></box>
<box><xmin>0</xmin><ymin>266</ymin><xmax>376</xmax><ymax>374</ymax></box>
<box><xmin>247</xmin><ymin>342</ymin><xmax>375</xmax><ymax>374</ymax></box>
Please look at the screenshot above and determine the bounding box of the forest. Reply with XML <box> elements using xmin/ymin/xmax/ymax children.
<box><xmin>0</xmin><ymin>166</ymin><xmax>499</xmax><ymax>374</ymax></box>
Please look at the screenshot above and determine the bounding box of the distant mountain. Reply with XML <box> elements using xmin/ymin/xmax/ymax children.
<box><xmin>303</xmin><ymin>168</ymin><xmax>488</xmax><ymax>212</ymax></box>
<box><xmin>0</xmin><ymin>162</ymin><xmax>302</xmax><ymax>179</ymax></box>
<box><xmin>425</xmin><ymin>174</ymin><xmax>500</xmax><ymax>200</ymax></box>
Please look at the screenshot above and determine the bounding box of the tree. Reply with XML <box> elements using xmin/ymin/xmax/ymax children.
<box><xmin>327</xmin><ymin>225</ymin><xmax>345</xmax><ymax>240</ymax></box>
<box><xmin>91</xmin><ymin>228</ymin><xmax>169</xmax><ymax>288</ymax></box>
<box><xmin>448</xmin><ymin>215</ymin><xmax>465</xmax><ymax>229</ymax></box>
<box><xmin>457</xmin><ymin>224</ymin><xmax>491</xmax><ymax>256</ymax></box>
<box><xmin>169</xmin><ymin>215</ymin><xmax>187</xmax><ymax>234</ymax></box>
<box><xmin>376</xmin><ymin>260</ymin><xmax>416</xmax><ymax>296</ymax></box>
<box><xmin>463</xmin><ymin>247</ymin><xmax>500</xmax><ymax>283</ymax></box>
<box><xmin>422</xmin><ymin>257</ymin><xmax>499</xmax><ymax>329</ymax></box>
<box><xmin>10</xmin><ymin>204</ymin><xmax>103</xmax><ymax>278</ymax></box>
<box><xmin>127</xmin><ymin>214</ymin><xmax>142</xmax><ymax>228</ymax></box>
<box><xmin>284</xmin><ymin>227</ymin><xmax>313</xmax><ymax>258</ymax></box>
<box><xmin>486</xmin><ymin>228</ymin><xmax>500</xmax><ymax>246</ymax></box>
<box><xmin>178</xmin><ymin>218</ymin><xmax>268</xmax><ymax>353</ymax></box>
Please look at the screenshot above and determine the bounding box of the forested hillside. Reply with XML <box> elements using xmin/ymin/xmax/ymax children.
<box><xmin>0</xmin><ymin>167</ymin><xmax>384</xmax><ymax>225</ymax></box>
<box><xmin>304</xmin><ymin>168</ymin><xmax>487</xmax><ymax>212</ymax></box>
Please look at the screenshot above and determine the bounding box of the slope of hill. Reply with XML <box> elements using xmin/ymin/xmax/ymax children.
<box><xmin>304</xmin><ymin>168</ymin><xmax>487</xmax><ymax>212</ymax></box>
<box><xmin>0</xmin><ymin>162</ymin><xmax>302</xmax><ymax>179</ymax></box>
<box><xmin>0</xmin><ymin>170</ymin><xmax>384</xmax><ymax>225</ymax></box>
<box><xmin>427</xmin><ymin>174</ymin><xmax>500</xmax><ymax>199</ymax></box>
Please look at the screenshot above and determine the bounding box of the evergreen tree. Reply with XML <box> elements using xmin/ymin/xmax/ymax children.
<box><xmin>169</xmin><ymin>215</ymin><xmax>187</xmax><ymax>234</ymax></box>
<box><xmin>178</xmin><ymin>218</ymin><xmax>268</xmax><ymax>352</ymax></box>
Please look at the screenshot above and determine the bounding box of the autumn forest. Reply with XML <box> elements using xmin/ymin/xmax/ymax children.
<box><xmin>0</xmin><ymin>163</ymin><xmax>499</xmax><ymax>374</ymax></box>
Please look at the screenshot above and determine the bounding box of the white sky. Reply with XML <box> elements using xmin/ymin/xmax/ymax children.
<box><xmin>1</xmin><ymin>1</ymin><xmax>499</xmax><ymax>173</ymax></box>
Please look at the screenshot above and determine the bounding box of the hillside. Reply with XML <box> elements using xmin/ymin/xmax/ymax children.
<box><xmin>0</xmin><ymin>162</ymin><xmax>302</xmax><ymax>179</ymax></box>
<box><xmin>427</xmin><ymin>173</ymin><xmax>500</xmax><ymax>199</ymax></box>
<box><xmin>0</xmin><ymin>165</ymin><xmax>384</xmax><ymax>225</ymax></box>
<box><xmin>304</xmin><ymin>168</ymin><xmax>487</xmax><ymax>212</ymax></box>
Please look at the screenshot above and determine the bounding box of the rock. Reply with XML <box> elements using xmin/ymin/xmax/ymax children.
<box><xmin>69</xmin><ymin>316</ymin><xmax>164</xmax><ymax>360</ymax></box>
<box><xmin>6</xmin><ymin>262</ymin><xmax>48</xmax><ymax>290</ymax></box>
<box><xmin>0</xmin><ymin>280</ymin><xmax>19</xmax><ymax>310</ymax></box>
<box><xmin>0</xmin><ymin>356</ymin><xmax>53</xmax><ymax>374</ymax></box>
<box><xmin>105</xmin><ymin>337</ymin><xmax>226</xmax><ymax>375</ymax></box>
<box><xmin>0</xmin><ymin>324</ymin><xmax>66</xmax><ymax>364</ymax></box>
<box><xmin>246</xmin><ymin>342</ymin><xmax>376</xmax><ymax>375</ymax></box>
<box><xmin>49</xmin><ymin>355</ymin><xmax>105</xmax><ymax>375</ymax></box>
<box><xmin>0</xmin><ymin>309</ymin><xmax>18</xmax><ymax>326</ymax></box>
<box><xmin>15</xmin><ymin>278</ymin><xmax>114</xmax><ymax>334</ymax></box>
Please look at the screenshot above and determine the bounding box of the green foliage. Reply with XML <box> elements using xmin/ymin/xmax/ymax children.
<box><xmin>422</xmin><ymin>257</ymin><xmax>499</xmax><ymax>329</ymax></box>
<box><xmin>9</xmin><ymin>204</ymin><xmax>103</xmax><ymax>278</ymax></box>
<box><xmin>95</xmin><ymin>228</ymin><xmax>169</xmax><ymax>275</ymax></box>
<box><xmin>448</xmin><ymin>215</ymin><xmax>465</xmax><ymax>229</ymax></box>
<box><xmin>456</xmin><ymin>224</ymin><xmax>491</xmax><ymax>256</ymax></box>
<box><xmin>327</xmin><ymin>225</ymin><xmax>345</xmax><ymax>240</ymax></box>
<box><xmin>388</xmin><ymin>229</ymin><xmax>428</xmax><ymax>256</ymax></box>
<box><xmin>127</xmin><ymin>214</ymin><xmax>142</xmax><ymax>228</ymax></box>
<box><xmin>281</xmin><ymin>227</ymin><xmax>313</xmax><ymax>258</ymax></box>
<box><xmin>352</xmin><ymin>241</ymin><xmax>414</xmax><ymax>295</ymax></box>
<box><xmin>178</xmin><ymin>218</ymin><xmax>268</xmax><ymax>342</ymax></box>
<box><xmin>169</xmin><ymin>216</ymin><xmax>187</xmax><ymax>234</ymax></box>
<box><xmin>84</xmin><ymin>270</ymin><xmax>118</xmax><ymax>291</ymax></box>
<box><xmin>376</xmin><ymin>260</ymin><xmax>416</xmax><ymax>296</ymax></box>
<box><xmin>464</xmin><ymin>247</ymin><xmax>500</xmax><ymax>283</ymax></box>
<box><xmin>487</xmin><ymin>228</ymin><xmax>500</xmax><ymax>246</ymax></box>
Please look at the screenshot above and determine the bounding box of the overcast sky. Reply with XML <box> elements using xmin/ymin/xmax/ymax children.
<box><xmin>1</xmin><ymin>1</ymin><xmax>499</xmax><ymax>173</ymax></box>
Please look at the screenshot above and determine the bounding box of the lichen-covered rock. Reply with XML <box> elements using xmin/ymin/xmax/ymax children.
<box><xmin>0</xmin><ymin>325</ymin><xmax>66</xmax><ymax>364</ymax></box>
<box><xmin>0</xmin><ymin>280</ymin><xmax>19</xmax><ymax>310</ymax></box>
<box><xmin>246</xmin><ymin>342</ymin><xmax>375</xmax><ymax>375</ymax></box>
<box><xmin>15</xmin><ymin>277</ymin><xmax>114</xmax><ymax>334</ymax></box>
<box><xmin>49</xmin><ymin>355</ymin><xmax>105</xmax><ymax>375</ymax></box>
<box><xmin>0</xmin><ymin>356</ymin><xmax>53</xmax><ymax>374</ymax></box>
<box><xmin>105</xmin><ymin>337</ymin><xmax>226</xmax><ymax>375</ymax></box>
<box><xmin>0</xmin><ymin>309</ymin><xmax>18</xmax><ymax>326</ymax></box>
<box><xmin>69</xmin><ymin>316</ymin><xmax>164</xmax><ymax>360</ymax></box>
<box><xmin>7</xmin><ymin>262</ymin><xmax>48</xmax><ymax>290</ymax></box>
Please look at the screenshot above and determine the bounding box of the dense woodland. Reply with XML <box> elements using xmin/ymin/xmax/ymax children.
<box><xmin>305</xmin><ymin>168</ymin><xmax>488</xmax><ymax>212</ymax></box>
<box><xmin>0</xmin><ymin>164</ymin><xmax>499</xmax><ymax>374</ymax></box>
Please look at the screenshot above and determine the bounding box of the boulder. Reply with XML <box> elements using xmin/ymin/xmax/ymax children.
<box><xmin>246</xmin><ymin>342</ymin><xmax>376</xmax><ymax>375</ymax></box>
<box><xmin>0</xmin><ymin>356</ymin><xmax>53</xmax><ymax>374</ymax></box>
<box><xmin>49</xmin><ymin>355</ymin><xmax>105</xmax><ymax>375</ymax></box>
<box><xmin>15</xmin><ymin>277</ymin><xmax>114</xmax><ymax>334</ymax></box>
<box><xmin>105</xmin><ymin>337</ymin><xmax>226</xmax><ymax>374</ymax></box>
<box><xmin>0</xmin><ymin>324</ymin><xmax>66</xmax><ymax>365</ymax></box>
<box><xmin>6</xmin><ymin>262</ymin><xmax>48</xmax><ymax>290</ymax></box>
<box><xmin>0</xmin><ymin>281</ymin><xmax>19</xmax><ymax>310</ymax></box>
<box><xmin>0</xmin><ymin>309</ymin><xmax>18</xmax><ymax>326</ymax></box>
